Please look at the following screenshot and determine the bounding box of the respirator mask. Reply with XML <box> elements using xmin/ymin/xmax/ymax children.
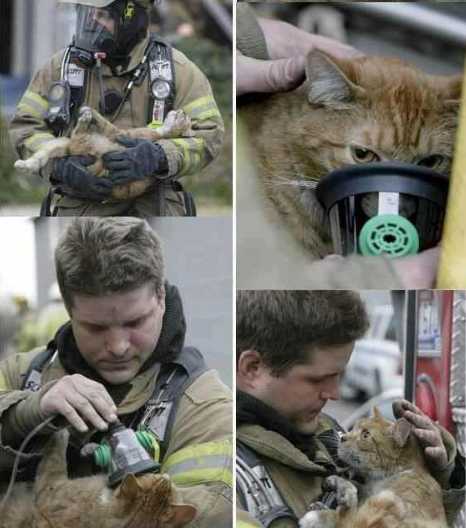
<box><xmin>316</xmin><ymin>162</ymin><xmax>449</xmax><ymax>258</ymax></box>
<box><xmin>82</xmin><ymin>421</ymin><xmax>160</xmax><ymax>487</ymax></box>
<box><xmin>70</xmin><ymin>1</ymin><xmax>148</xmax><ymax>67</ymax></box>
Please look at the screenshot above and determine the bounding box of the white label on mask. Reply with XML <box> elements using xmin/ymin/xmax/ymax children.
<box><xmin>67</xmin><ymin>65</ymin><xmax>85</xmax><ymax>87</ymax></box>
<box><xmin>378</xmin><ymin>192</ymin><xmax>399</xmax><ymax>215</ymax></box>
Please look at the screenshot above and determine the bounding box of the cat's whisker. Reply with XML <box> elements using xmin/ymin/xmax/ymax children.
<box><xmin>264</xmin><ymin>178</ymin><xmax>319</xmax><ymax>191</ymax></box>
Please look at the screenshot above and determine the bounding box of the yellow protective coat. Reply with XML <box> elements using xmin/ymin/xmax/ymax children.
<box><xmin>9</xmin><ymin>35</ymin><xmax>224</xmax><ymax>216</ymax></box>
<box><xmin>0</xmin><ymin>347</ymin><xmax>233</xmax><ymax>527</ymax></box>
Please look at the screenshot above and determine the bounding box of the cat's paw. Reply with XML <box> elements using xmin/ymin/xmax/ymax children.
<box><xmin>324</xmin><ymin>475</ymin><xmax>358</xmax><ymax>511</ymax></box>
<box><xmin>14</xmin><ymin>159</ymin><xmax>35</xmax><ymax>174</ymax></box>
<box><xmin>157</xmin><ymin>110</ymin><xmax>193</xmax><ymax>138</ymax></box>
<box><xmin>77</xmin><ymin>106</ymin><xmax>94</xmax><ymax>129</ymax></box>
<box><xmin>299</xmin><ymin>510</ymin><xmax>337</xmax><ymax>528</ymax></box>
<box><xmin>14</xmin><ymin>151</ymin><xmax>49</xmax><ymax>174</ymax></box>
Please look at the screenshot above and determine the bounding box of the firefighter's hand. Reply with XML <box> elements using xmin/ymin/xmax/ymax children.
<box><xmin>392</xmin><ymin>400</ymin><xmax>451</xmax><ymax>484</ymax></box>
<box><xmin>237</xmin><ymin>18</ymin><xmax>362</xmax><ymax>96</ymax></box>
<box><xmin>237</xmin><ymin>51</ymin><xmax>307</xmax><ymax>95</ymax></box>
<box><xmin>52</xmin><ymin>156</ymin><xmax>113</xmax><ymax>201</ymax></box>
<box><xmin>39</xmin><ymin>374</ymin><xmax>118</xmax><ymax>433</ymax></box>
<box><xmin>103</xmin><ymin>138</ymin><xmax>169</xmax><ymax>184</ymax></box>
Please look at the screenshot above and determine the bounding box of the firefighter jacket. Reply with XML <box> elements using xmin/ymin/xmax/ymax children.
<box><xmin>236</xmin><ymin>413</ymin><xmax>465</xmax><ymax>528</ymax></box>
<box><xmin>0</xmin><ymin>285</ymin><xmax>232</xmax><ymax>528</ymax></box>
<box><xmin>9</xmin><ymin>34</ymin><xmax>224</xmax><ymax>216</ymax></box>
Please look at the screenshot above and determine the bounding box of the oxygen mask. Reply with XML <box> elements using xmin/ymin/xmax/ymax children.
<box><xmin>82</xmin><ymin>420</ymin><xmax>160</xmax><ymax>487</ymax></box>
<box><xmin>316</xmin><ymin>162</ymin><xmax>449</xmax><ymax>258</ymax></box>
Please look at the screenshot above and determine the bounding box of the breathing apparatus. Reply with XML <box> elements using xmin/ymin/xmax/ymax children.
<box><xmin>85</xmin><ymin>420</ymin><xmax>161</xmax><ymax>487</ymax></box>
<box><xmin>316</xmin><ymin>162</ymin><xmax>449</xmax><ymax>258</ymax></box>
<box><xmin>49</xmin><ymin>0</ymin><xmax>151</xmax><ymax>123</ymax></box>
<box><xmin>67</xmin><ymin>0</ymin><xmax>149</xmax><ymax>63</ymax></box>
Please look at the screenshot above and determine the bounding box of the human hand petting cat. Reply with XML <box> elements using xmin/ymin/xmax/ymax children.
<box><xmin>392</xmin><ymin>399</ymin><xmax>452</xmax><ymax>486</ymax></box>
<box><xmin>40</xmin><ymin>374</ymin><xmax>118</xmax><ymax>433</ymax></box>
<box><xmin>237</xmin><ymin>18</ymin><xmax>362</xmax><ymax>95</ymax></box>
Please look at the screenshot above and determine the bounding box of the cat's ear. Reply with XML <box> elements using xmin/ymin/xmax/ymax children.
<box><xmin>373</xmin><ymin>407</ymin><xmax>384</xmax><ymax>422</ymax></box>
<box><xmin>306</xmin><ymin>50</ymin><xmax>365</xmax><ymax>108</ymax></box>
<box><xmin>391</xmin><ymin>418</ymin><xmax>412</xmax><ymax>448</ymax></box>
<box><xmin>161</xmin><ymin>503</ymin><xmax>197</xmax><ymax>528</ymax></box>
<box><xmin>443</xmin><ymin>75</ymin><xmax>463</xmax><ymax>107</ymax></box>
<box><xmin>117</xmin><ymin>474</ymin><xmax>141</xmax><ymax>500</ymax></box>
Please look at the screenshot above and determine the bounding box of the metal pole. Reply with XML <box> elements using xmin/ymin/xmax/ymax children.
<box><xmin>403</xmin><ymin>290</ymin><xmax>418</xmax><ymax>403</ymax></box>
<box><xmin>202</xmin><ymin>0</ymin><xmax>232</xmax><ymax>43</ymax></box>
<box><xmin>342</xmin><ymin>3</ymin><xmax>466</xmax><ymax>47</ymax></box>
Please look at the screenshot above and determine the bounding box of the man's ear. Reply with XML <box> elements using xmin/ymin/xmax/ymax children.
<box><xmin>306</xmin><ymin>50</ymin><xmax>365</xmax><ymax>108</ymax></box>
<box><xmin>390</xmin><ymin>418</ymin><xmax>413</xmax><ymax>448</ymax></box>
<box><xmin>442</xmin><ymin>74</ymin><xmax>463</xmax><ymax>109</ymax></box>
<box><xmin>237</xmin><ymin>349</ymin><xmax>267</xmax><ymax>389</ymax></box>
<box><xmin>157</xmin><ymin>284</ymin><xmax>166</xmax><ymax>312</ymax></box>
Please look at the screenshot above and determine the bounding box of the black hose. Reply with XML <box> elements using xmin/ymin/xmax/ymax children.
<box><xmin>0</xmin><ymin>416</ymin><xmax>56</xmax><ymax>512</ymax></box>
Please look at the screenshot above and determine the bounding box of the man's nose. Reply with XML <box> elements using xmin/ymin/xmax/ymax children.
<box><xmin>104</xmin><ymin>327</ymin><xmax>130</xmax><ymax>357</ymax></box>
<box><xmin>320</xmin><ymin>378</ymin><xmax>340</xmax><ymax>401</ymax></box>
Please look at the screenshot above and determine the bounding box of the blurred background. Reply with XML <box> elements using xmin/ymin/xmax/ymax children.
<box><xmin>0</xmin><ymin>0</ymin><xmax>232</xmax><ymax>215</ymax></box>
<box><xmin>249</xmin><ymin>2</ymin><xmax>466</xmax><ymax>72</ymax></box>
<box><xmin>325</xmin><ymin>289</ymin><xmax>465</xmax><ymax>528</ymax></box>
<box><xmin>0</xmin><ymin>217</ymin><xmax>233</xmax><ymax>385</ymax></box>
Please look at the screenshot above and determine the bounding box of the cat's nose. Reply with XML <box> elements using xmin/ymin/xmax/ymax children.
<box><xmin>340</xmin><ymin>433</ymin><xmax>347</xmax><ymax>443</ymax></box>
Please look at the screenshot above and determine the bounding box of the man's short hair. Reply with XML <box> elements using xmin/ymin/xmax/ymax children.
<box><xmin>55</xmin><ymin>218</ymin><xmax>164</xmax><ymax>312</ymax></box>
<box><xmin>237</xmin><ymin>290</ymin><xmax>369</xmax><ymax>374</ymax></box>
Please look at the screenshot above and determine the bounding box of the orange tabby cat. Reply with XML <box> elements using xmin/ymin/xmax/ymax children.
<box><xmin>299</xmin><ymin>408</ymin><xmax>447</xmax><ymax>528</ymax></box>
<box><xmin>0</xmin><ymin>429</ymin><xmax>197</xmax><ymax>528</ymax></box>
<box><xmin>240</xmin><ymin>50</ymin><xmax>461</xmax><ymax>257</ymax></box>
<box><xmin>14</xmin><ymin>106</ymin><xmax>192</xmax><ymax>202</ymax></box>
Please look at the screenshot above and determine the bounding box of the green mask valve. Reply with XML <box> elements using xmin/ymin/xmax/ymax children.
<box><xmin>315</xmin><ymin>162</ymin><xmax>449</xmax><ymax>257</ymax></box>
<box><xmin>93</xmin><ymin>429</ymin><xmax>160</xmax><ymax>468</ymax></box>
<box><xmin>358</xmin><ymin>214</ymin><xmax>420</xmax><ymax>258</ymax></box>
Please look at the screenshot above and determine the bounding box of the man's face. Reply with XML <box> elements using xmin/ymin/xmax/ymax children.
<box><xmin>239</xmin><ymin>343</ymin><xmax>354</xmax><ymax>434</ymax></box>
<box><xmin>92</xmin><ymin>8</ymin><xmax>116</xmax><ymax>34</ymax></box>
<box><xmin>70</xmin><ymin>284</ymin><xmax>165</xmax><ymax>385</ymax></box>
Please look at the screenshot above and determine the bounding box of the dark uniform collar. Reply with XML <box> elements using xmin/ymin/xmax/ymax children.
<box><xmin>103</xmin><ymin>33</ymin><xmax>151</xmax><ymax>77</ymax></box>
<box><xmin>237</xmin><ymin>391</ymin><xmax>346</xmax><ymax>473</ymax></box>
<box><xmin>237</xmin><ymin>391</ymin><xmax>318</xmax><ymax>459</ymax></box>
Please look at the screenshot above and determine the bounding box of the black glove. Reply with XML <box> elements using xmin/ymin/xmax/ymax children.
<box><xmin>102</xmin><ymin>137</ymin><xmax>169</xmax><ymax>186</ymax></box>
<box><xmin>52</xmin><ymin>156</ymin><xmax>113</xmax><ymax>201</ymax></box>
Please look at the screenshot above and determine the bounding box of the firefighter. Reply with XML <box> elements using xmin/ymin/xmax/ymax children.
<box><xmin>236</xmin><ymin>290</ymin><xmax>465</xmax><ymax>527</ymax></box>
<box><xmin>0</xmin><ymin>218</ymin><xmax>232</xmax><ymax>527</ymax></box>
<box><xmin>9</xmin><ymin>0</ymin><xmax>224</xmax><ymax>217</ymax></box>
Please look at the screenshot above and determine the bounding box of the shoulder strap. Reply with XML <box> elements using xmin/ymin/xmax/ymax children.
<box><xmin>236</xmin><ymin>441</ymin><xmax>298</xmax><ymax>528</ymax></box>
<box><xmin>21</xmin><ymin>341</ymin><xmax>57</xmax><ymax>392</ymax></box>
<box><xmin>147</xmin><ymin>34</ymin><xmax>176</xmax><ymax>124</ymax></box>
<box><xmin>139</xmin><ymin>346</ymin><xmax>208</xmax><ymax>457</ymax></box>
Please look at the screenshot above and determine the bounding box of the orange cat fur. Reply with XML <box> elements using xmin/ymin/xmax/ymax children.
<box><xmin>240</xmin><ymin>50</ymin><xmax>461</xmax><ymax>257</ymax></box>
<box><xmin>14</xmin><ymin>107</ymin><xmax>192</xmax><ymax>202</ymax></box>
<box><xmin>0</xmin><ymin>430</ymin><xmax>196</xmax><ymax>528</ymax></box>
<box><xmin>299</xmin><ymin>408</ymin><xmax>447</xmax><ymax>528</ymax></box>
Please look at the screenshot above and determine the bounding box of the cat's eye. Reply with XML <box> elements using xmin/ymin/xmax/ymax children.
<box><xmin>350</xmin><ymin>146</ymin><xmax>380</xmax><ymax>164</ymax></box>
<box><xmin>417</xmin><ymin>154</ymin><xmax>447</xmax><ymax>171</ymax></box>
<box><xmin>361</xmin><ymin>430</ymin><xmax>371</xmax><ymax>439</ymax></box>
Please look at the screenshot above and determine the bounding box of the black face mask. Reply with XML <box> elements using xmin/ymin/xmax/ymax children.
<box><xmin>73</xmin><ymin>1</ymin><xmax>148</xmax><ymax>63</ymax></box>
<box><xmin>316</xmin><ymin>162</ymin><xmax>449</xmax><ymax>258</ymax></box>
<box><xmin>113</xmin><ymin>5</ymin><xmax>148</xmax><ymax>58</ymax></box>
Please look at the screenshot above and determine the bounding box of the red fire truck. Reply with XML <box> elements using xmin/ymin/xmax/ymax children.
<box><xmin>407</xmin><ymin>290</ymin><xmax>465</xmax><ymax>528</ymax></box>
